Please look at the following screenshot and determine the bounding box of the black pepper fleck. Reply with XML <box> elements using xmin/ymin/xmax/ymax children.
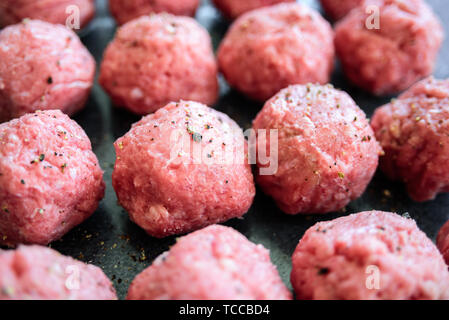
<box><xmin>318</xmin><ymin>268</ymin><xmax>330</xmax><ymax>275</ymax></box>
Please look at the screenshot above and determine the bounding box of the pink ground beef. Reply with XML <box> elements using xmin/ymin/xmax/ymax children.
<box><xmin>437</xmin><ymin>220</ymin><xmax>449</xmax><ymax>266</ymax></box>
<box><xmin>0</xmin><ymin>245</ymin><xmax>117</xmax><ymax>300</ymax></box>
<box><xmin>0</xmin><ymin>0</ymin><xmax>95</xmax><ymax>29</ymax></box>
<box><xmin>217</xmin><ymin>3</ymin><xmax>334</xmax><ymax>102</ymax></box>
<box><xmin>334</xmin><ymin>0</ymin><xmax>444</xmax><ymax>95</ymax></box>
<box><xmin>291</xmin><ymin>211</ymin><xmax>449</xmax><ymax>300</ymax></box>
<box><xmin>99</xmin><ymin>14</ymin><xmax>218</xmax><ymax>115</ymax></box>
<box><xmin>371</xmin><ymin>77</ymin><xmax>449</xmax><ymax>202</ymax></box>
<box><xmin>127</xmin><ymin>225</ymin><xmax>291</xmax><ymax>300</ymax></box>
<box><xmin>212</xmin><ymin>0</ymin><xmax>295</xmax><ymax>20</ymax></box>
<box><xmin>109</xmin><ymin>0</ymin><xmax>199</xmax><ymax>26</ymax></box>
<box><xmin>253</xmin><ymin>84</ymin><xmax>380</xmax><ymax>214</ymax></box>
<box><xmin>112</xmin><ymin>101</ymin><xmax>255</xmax><ymax>238</ymax></box>
<box><xmin>0</xmin><ymin>110</ymin><xmax>105</xmax><ymax>246</ymax></box>
<box><xmin>0</xmin><ymin>20</ymin><xmax>95</xmax><ymax>122</ymax></box>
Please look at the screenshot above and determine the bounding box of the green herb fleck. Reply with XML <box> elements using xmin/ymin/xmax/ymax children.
<box><xmin>192</xmin><ymin>132</ymin><xmax>202</xmax><ymax>143</ymax></box>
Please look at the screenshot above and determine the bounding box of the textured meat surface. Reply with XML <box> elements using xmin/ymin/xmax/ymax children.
<box><xmin>0</xmin><ymin>0</ymin><xmax>95</xmax><ymax>28</ymax></box>
<box><xmin>319</xmin><ymin>0</ymin><xmax>363</xmax><ymax>20</ymax></box>
<box><xmin>112</xmin><ymin>101</ymin><xmax>255</xmax><ymax>238</ymax></box>
<box><xmin>217</xmin><ymin>3</ymin><xmax>334</xmax><ymax>102</ymax></box>
<box><xmin>0</xmin><ymin>245</ymin><xmax>117</xmax><ymax>300</ymax></box>
<box><xmin>99</xmin><ymin>14</ymin><xmax>218</xmax><ymax>115</ymax></box>
<box><xmin>437</xmin><ymin>220</ymin><xmax>449</xmax><ymax>265</ymax></box>
<box><xmin>0</xmin><ymin>20</ymin><xmax>95</xmax><ymax>122</ymax></box>
<box><xmin>335</xmin><ymin>0</ymin><xmax>444</xmax><ymax>95</ymax></box>
<box><xmin>127</xmin><ymin>225</ymin><xmax>291</xmax><ymax>300</ymax></box>
<box><xmin>109</xmin><ymin>0</ymin><xmax>199</xmax><ymax>25</ymax></box>
<box><xmin>0</xmin><ymin>110</ymin><xmax>105</xmax><ymax>246</ymax></box>
<box><xmin>212</xmin><ymin>0</ymin><xmax>295</xmax><ymax>19</ymax></box>
<box><xmin>253</xmin><ymin>84</ymin><xmax>380</xmax><ymax>214</ymax></box>
<box><xmin>371</xmin><ymin>77</ymin><xmax>449</xmax><ymax>202</ymax></box>
<box><xmin>291</xmin><ymin>211</ymin><xmax>449</xmax><ymax>300</ymax></box>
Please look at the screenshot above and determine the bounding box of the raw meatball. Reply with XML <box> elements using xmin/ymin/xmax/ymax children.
<box><xmin>334</xmin><ymin>0</ymin><xmax>444</xmax><ymax>95</ymax></box>
<box><xmin>319</xmin><ymin>0</ymin><xmax>362</xmax><ymax>20</ymax></box>
<box><xmin>253</xmin><ymin>84</ymin><xmax>381</xmax><ymax>215</ymax></box>
<box><xmin>99</xmin><ymin>14</ymin><xmax>218</xmax><ymax>115</ymax></box>
<box><xmin>127</xmin><ymin>225</ymin><xmax>291</xmax><ymax>300</ymax></box>
<box><xmin>217</xmin><ymin>3</ymin><xmax>334</xmax><ymax>102</ymax></box>
<box><xmin>212</xmin><ymin>0</ymin><xmax>295</xmax><ymax>20</ymax></box>
<box><xmin>0</xmin><ymin>20</ymin><xmax>95</xmax><ymax>123</ymax></box>
<box><xmin>109</xmin><ymin>0</ymin><xmax>200</xmax><ymax>26</ymax></box>
<box><xmin>371</xmin><ymin>77</ymin><xmax>449</xmax><ymax>202</ymax></box>
<box><xmin>112</xmin><ymin>101</ymin><xmax>255</xmax><ymax>238</ymax></box>
<box><xmin>437</xmin><ymin>220</ymin><xmax>449</xmax><ymax>265</ymax></box>
<box><xmin>291</xmin><ymin>211</ymin><xmax>449</xmax><ymax>300</ymax></box>
<box><xmin>0</xmin><ymin>245</ymin><xmax>117</xmax><ymax>300</ymax></box>
<box><xmin>0</xmin><ymin>110</ymin><xmax>105</xmax><ymax>246</ymax></box>
<box><xmin>0</xmin><ymin>0</ymin><xmax>95</xmax><ymax>29</ymax></box>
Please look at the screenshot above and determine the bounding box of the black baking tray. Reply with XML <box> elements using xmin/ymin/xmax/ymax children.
<box><xmin>35</xmin><ymin>0</ymin><xmax>449</xmax><ymax>299</ymax></box>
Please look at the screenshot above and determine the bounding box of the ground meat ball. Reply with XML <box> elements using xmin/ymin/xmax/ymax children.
<box><xmin>112</xmin><ymin>101</ymin><xmax>255</xmax><ymax>238</ymax></box>
<box><xmin>0</xmin><ymin>245</ymin><xmax>117</xmax><ymax>300</ymax></box>
<box><xmin>0</xmin><ymin>0</ymin><xmax>95</xmax><ymax>29</ymax></box>
<box><xmin>334</xmin><ymin>0</ymin><xmax>444</xmax><ymax>95</ymax></box>
<box><xmin>127</xmin><ymin>225</ymin><xmax>292</xmax><ymax>300</ymax></box>
<box><xmin>291</xmin><ymin>211</ymin><xmax>449</xmax><ymax>300</ymax></box>
<box><xmin>253</xmin><ymin>84</ymin><xmax>381</xmax><ymax>215</ymax></box>
<box><xmin>217</xmin><ymin>3</ymin><xmax>334</xmax><ymax>102</ymax></box>
<box><xmin>0</xmin><ymin>110</ymin><xmax>105</xmax><ymax>246</ymax></box>
<box><xmin>437</xmin><ymin>220</ymin><xmax>449</xmax><ymax>265</ymax></box>
<box><xmin>0</xmin><ymin>20</ymin><xmax>95</xmax><ymax>123</ymax></box>
<box><xmin>212</xmin><ymin>0</ymin><xmax>295</xmax><ymax>20</ymax></box>
<box><xmin>109</xmin><ymin>0</ymin><xmax>200</xmax><ymax>25</ymax></box>
<box><xmin>319</xmin><ymin>0</ymin><xmax>363</xmax><ymax>20</ymax></box>
<box><xmin>371</xmin><ymin>77</ymin><xmax>449</xmax><ymax>202</ymax></box>
<box><xmin>99</xmin><ymin>14</ymin><xmax>218</xmax><ymax>115</ymax></box>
